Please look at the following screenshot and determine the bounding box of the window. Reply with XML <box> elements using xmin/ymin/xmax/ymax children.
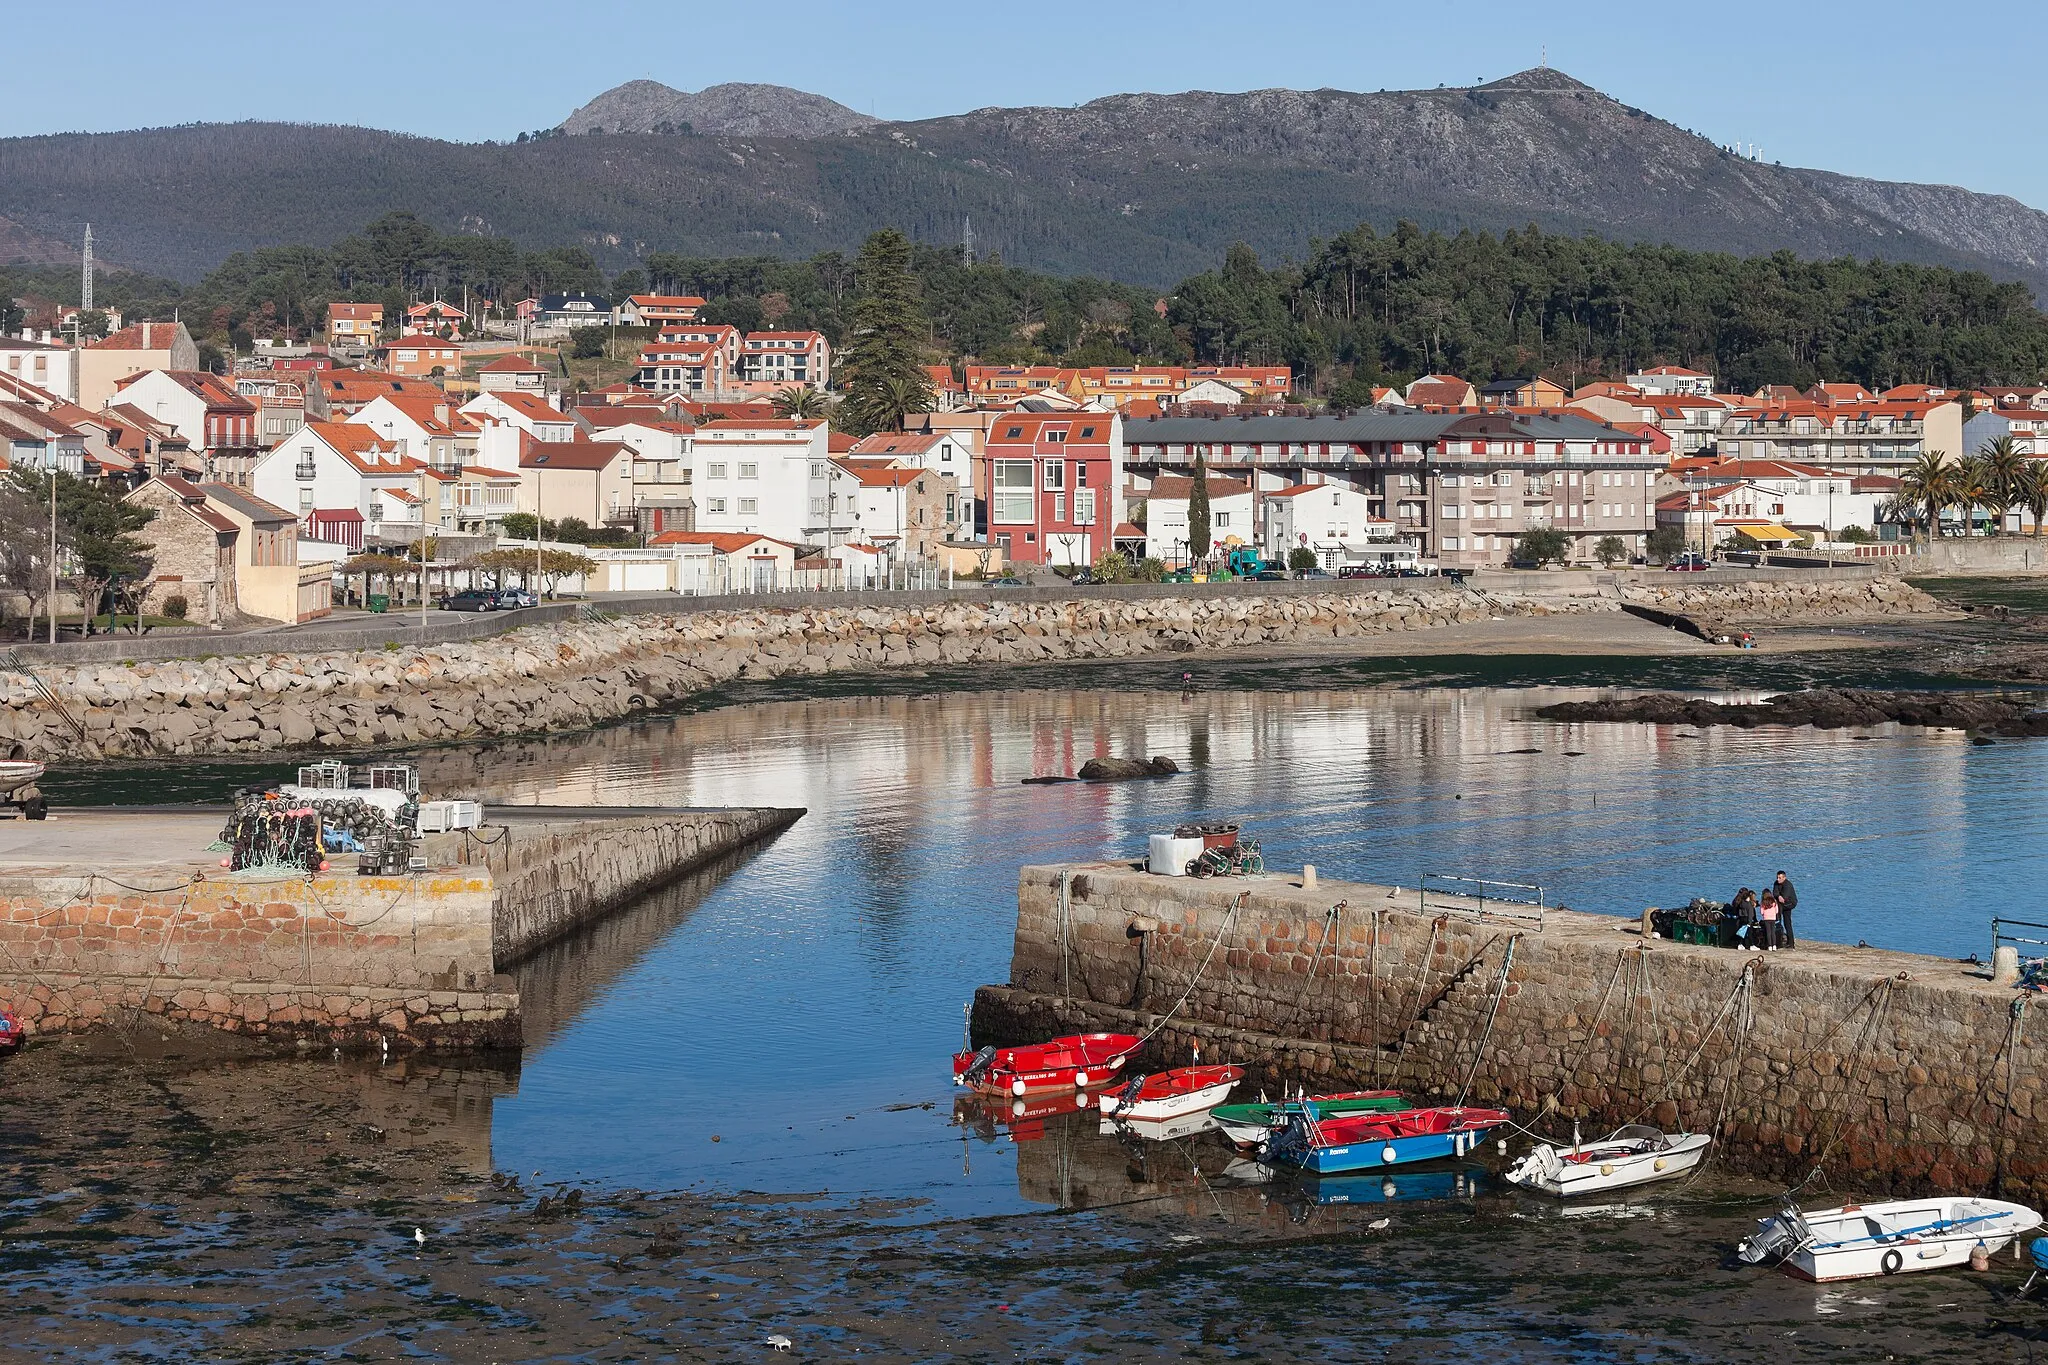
<box><xmin>738</xmin><ymin>497</ymin><xmax>757</xmax><ymax>515</ymax></box>
<box><xmin>1441</xmin><ymin>505</ymin><xmax>1462</xmax><ymax>519</ymax></box>
<box><xmin>1074</xmin><ymin>489</ymin><xmax>1095</xmax><ymax>523</ymax></box>
<box><xmin>1054</xmin><ymin>492</ymin><xmax>1066</xmax><ymax>521</ymax></box>
<box><xmin>1214</xmin><ymin>511</ymin><xmax>1229</xmax><ymax>528</ymax></box>
<box><xmin>706</xmin><ymin>462</ymin><xmax>727</xmax><ymax>479</ymax></box>
<box><xmin>1003</xmin><ymin>426</ymin><xmax>1023</xmax><ymax>439</ymax></box>
<box><xmin>993</xmin><ymin>459</ymin><xmax>1035</xmax><ymax>524</ymax></box>
<box><xmin>1043</xmin><ymin>461</ymin><xmax>1064</xmax><ymax>490</ymax></box>
<box><xmin>1332</xmin><ymin>491</ymin><xmax>1343</xmax><ymax>505</ymax></box>
<box><xmin>298</xmin><ymin>488</ymin><xmax>313</xmax><ymax>513</ymax></box>
<box><xmin>739</xmin><ymin>462</ymin><xmax>758</xmax><ymax>479</ymax></box>
<box><xmin>1075</xmin><ymin>462</ymin><xmax>1088</xmax><ymax>486</ymax></box>
<box><xmin>1441</xmin><ymin>536</ymin><xmax>1462</xmax><ymax>550</ymax></box>
<box><xmin>1442</xmin><ymin>475</ymin><xmax>1462</xmax><ymax>487</ymax></box>
<box><xmin>945</xmin><ymin>492</ymin><xmax>957</xmax><ymax>522</ymax></box>
<box><xmin>810</xmin><ymin>462</ymin><xmax>824</xmax><ymax>477</ymax></box>
<box><xmin>1045</xmin><ymin>429</ymin><xmax>1067</xmax><ymax>444</ymax></box>
<box><xmin>708</xmin><ymin>498</ymin><xmax>727</xmax><ymax>514</ymax></box>
<box><xmin>810</xmin><ymin>498</ymin><xmax>826</xmax><ymax>516</ymax></box>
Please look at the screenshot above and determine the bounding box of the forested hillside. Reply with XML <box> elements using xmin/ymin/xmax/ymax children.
<box><xmin>9</xmin><ymin>215</ymin><xmax>2047</xmax><ymax>394</ymax></box>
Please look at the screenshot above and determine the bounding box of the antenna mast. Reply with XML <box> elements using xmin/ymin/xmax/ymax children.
<box><xmin>81</xmin><ymin>224</ymin><xmax>94</xmax><ymax>314</ymax></box>
<box><xmin>962</xmin><ymin>216</ymin><xmax>976</xmax><ymax>266</ymax></box>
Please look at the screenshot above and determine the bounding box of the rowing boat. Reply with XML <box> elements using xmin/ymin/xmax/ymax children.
<box><xmin>1262</xmin><ymin>1105</ymin><xmax>1509</xmax><ymax>1175</ymax></box>
<box><xmin>1738</xmin><ymin>1196</ymin><xmax>2042</xmax><ymax>1281</ymax></box>
<box><xmin>1212</xmin><ymin>1090</ymin><xmax>1407</xmax><ymax>1149</ymax></box>
<box><xmin>951</xmin><ymin>1032</ymin><xmax>1138</xmax><ymax>1096</ymax></box>
<box><xmin>1503</xmin><ymin>1125</ymin><xmax>1711</xmax><ymax>1197</ymax></box>
<box><xmin>1097</xmin><ymin>1064</ymin><xmax>1243</xmax><ymax>1121</ymax></box>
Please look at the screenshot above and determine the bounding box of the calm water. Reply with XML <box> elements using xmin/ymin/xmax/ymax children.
<box><xmin>31</xmin><ymin>669</ymin><xmax>2048</xmax><ymax>1359</ymax></box>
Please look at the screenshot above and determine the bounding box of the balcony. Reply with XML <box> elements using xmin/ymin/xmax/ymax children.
<box><xmin>294</xmin><ymin>462</ymin><xmax>317</xmax><ymax>480</ymax></box>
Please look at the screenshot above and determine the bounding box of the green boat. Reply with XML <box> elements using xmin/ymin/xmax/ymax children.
<box><xmin>1213</xmin><ymin>1090</ymin><xmax>1408</xmax><ymax>1149</ymax></box>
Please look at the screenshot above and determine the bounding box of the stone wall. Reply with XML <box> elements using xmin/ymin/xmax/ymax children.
<box><xmin>0</xmin><ymin>868</ymin><xmax>516</xmax><ymax>1050</ymax></box>
<box><xmin>1</xmin><ymin>576</ymin><xmax>1936</xmax><ymax>763</ymax></box>
<box><xmin>975</xmin><ymin>864</ymin><xmax>2045</xmax><ymax>1201</ymax></box>
<box><xmin>427</xmin><ymin>806</ymin><xmax>805</xmax><ymax>963</ymax></box>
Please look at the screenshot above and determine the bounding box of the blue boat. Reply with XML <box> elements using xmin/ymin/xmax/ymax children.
<box><xmin>1262</xmin><ymin>1104</ymin><xmax>1510</xmax><ymax>1175</ymax></box>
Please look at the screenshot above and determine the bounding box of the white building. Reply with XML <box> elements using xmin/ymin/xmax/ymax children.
<box><xmin>1627</xmin><ymin>365</ymin><xmax>1717</xmax><ymax>398</ymax></box>
<box><xmin>461</xmin><ymin>391</ymin><xmax>578</xmax><ymax>471</ymax></box>
<box><xmin>252</xmin><ymin>420</ymin><xmax>444</xmax><ymax>545</ymax></box>
<box><xmin>1142</xmin><ymin>473</ymin><xmax>1255</xmax><ymax>564</ymax></box>
<box><xmin>1259</xmin><ymin>482</ymin><xmax>1403</xmax><ymax>563</ymax></box>
<box><xmin>0</xmin><ymin>333</ymin><xmax>76</xmax><ymax>402</ymax></box>
<box><xmin>349</xmin><ymin>394</ymin><xmax>480</xmax><ymax>470</ymax></box>
<box><xmin>691</xmin><ymin>418</ymin><xmax>831</xmax><ymax>544</ymax></box>
<box><xmin>579</xmin><ymin>413</ymin><xmax>696</xmax><ymax>537</ymax></box>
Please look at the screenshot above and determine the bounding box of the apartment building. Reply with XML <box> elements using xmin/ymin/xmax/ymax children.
<box><xmin>691</xmin><ymin>418</ymin><xmax>832</xmax><ymax>544</ymax></box>
<box><xmin>0</xmin><ymin>333</ymin><xmax>76</xmax><ymax>401</ymax></box>
<box><xmin>979</xmin><ymin>411</ymin><xmax>1125</xmax><ymax>567</ymax></box>
<box><xmin>736</xmin><ymin>331</ymin><xmax>830</xmax><ymax>393</ymax></box>
<box><xmin>109</xmin><ymin>369</ymin><xmax>263</xmax><ymax>486</ymax></box>
<box><xmin>1716</xmin><ymin>392</ymin><xmax>1962</xmax><ymax>475</ymax></box>
<box><xmin>327</xmin><ymin>302</ymin><xmax>383</xmax><ymax>349</ymax></box>
<box><xmin>1628</xmin><ymin>365</ymin><xmax>1717</xmax><ymax>398</ymax></box>
<box><xmin>78</xmin><ymin>321</ymin><xmax>199</xmax><ymax>410</ymax></box>
<box><xmin>1121</xmin><ymin>410</ymin><xmax>1663</xmax><ymax>567</ymax></box>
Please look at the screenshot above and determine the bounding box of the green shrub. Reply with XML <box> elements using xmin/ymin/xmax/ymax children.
<box><xmin>1091</xmin><ymin>550</ymin><xmax>1130</xmax><ymax>583</ymax></box>
<box><xmin>1837</xmin><ymin>525</ymin><xmax>1876</xmax><ymax>544</ymax></box>
<box><xmin>1131</xmin><ymin>557</ymin><xmax>1167</xmax><ymax>583</ymax></box>
<box><xmin>162</xmin><ymin>594</ymin><xmax>189</xmax><ymax>619</ymax></box>
<box><xmin>1287</xmin><ymin>547</ymin><xmax>1318</xmax><ymax>573</ymax></box>
<box><xmin>1513</xmin><ymin>527</ymin><xmax>1574</xmax><ymax>565</ymax></box>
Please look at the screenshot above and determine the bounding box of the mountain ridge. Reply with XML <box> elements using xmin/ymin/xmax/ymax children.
<box><xmin>3</xmin><ymin>68</ymin><xmax>2045</xmax><ymax>297</ymax></box>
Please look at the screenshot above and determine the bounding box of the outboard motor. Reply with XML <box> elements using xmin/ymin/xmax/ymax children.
<box><xmin>958</xmin><ymin>1045</ymin><xmax>997</xmax><ymax>1087</ymax></box>
<box><xmin>1737</xmin><ymin>1200</ymin><xmax>1811</xmax><ymax>1264</ymax></box>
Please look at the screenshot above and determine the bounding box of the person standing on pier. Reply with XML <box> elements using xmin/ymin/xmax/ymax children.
<box><xmin>1773</xmin><ymin>872</ymin><xmax>1798</xmax><ymax>948</ymax></box>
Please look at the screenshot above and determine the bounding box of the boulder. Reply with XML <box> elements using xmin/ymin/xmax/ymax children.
<box><xmin>1077</xmin><ymin>755</ymin><xmax>1180</xmax><ymax>781</ymax></box>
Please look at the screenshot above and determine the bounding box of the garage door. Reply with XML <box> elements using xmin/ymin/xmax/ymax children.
<box><xmin>621</xmin><ymin>562</ymin><xmax>669</xmax><ymax>592</ymax></box>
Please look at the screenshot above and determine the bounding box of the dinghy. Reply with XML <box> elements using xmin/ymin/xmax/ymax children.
<box><xmin>1738</xmin><ymin>1196</ymin><xmax>2042</xmax><ymax>1281</ymax></box>
<box><xmin>1097</xmin><ymin>1064</ymin><xmax>1243</xmax><ymax>1121</ymax></box>
<box><xmin>1211</xmin><ymin>1090</ymin><xmax>1407</xmax><ymax>1150</ymax></box>
<box><xmin>1503</xmin><ymin>1125</ymin><xmax>1711</xmax><ymax>1197</ymax></box>
<box><xmin>0</xmin><ymin>760</ymin><xmax>43</xmax><ymax>796</ymax></box>
<box><xmin>951</xmin><ymin>1032</ymin><xmax>1139</xmax><ymax>1096</ymax></box>
<box><xmin>1263</xmin><ymin>1105</ymin><xmax>1509</xmax><ymax>1175</ymax></box>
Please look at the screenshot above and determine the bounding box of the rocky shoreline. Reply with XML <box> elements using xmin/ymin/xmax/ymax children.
<box><xmin>1</xmin><ymin>577</ymin><xmax>1937</xmax><ymax>762</ymax></box>
<box><xmin>1539</xmin><ymin>686</ymin><xmax>2048</xmax><ymax>735</ymax></box>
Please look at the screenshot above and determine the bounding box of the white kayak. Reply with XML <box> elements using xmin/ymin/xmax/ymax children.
<box><xmin>1738</xmin><ymin>1196</ymin><xmax>2041</xmax><ymax>1281</ymax></box>
<box><xmin>1504</xmin><ymin>1125</ymin><xmax>1711</xmax><ymax>1197</ymax></box>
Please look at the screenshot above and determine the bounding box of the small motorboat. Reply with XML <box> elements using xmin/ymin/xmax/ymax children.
<box><xmin>1503</xmin><ymin>1125</ymin><xmax>1711</xmax><ymax>1197</ymax></box>
<box><xmin>1738</xmin><ymin>1196</ymin><xmax>2042</xmax><ymax>1281</ymax></box>
<box><xmin>1263</xmin><ymin>1105</ymin><xmax>1510</xmax><ymax>1174</ymax></box>
<box><xmin>0</xmin><ymin>1008</ymin><xmax>22</xmax><ymax>1050</ymax></box>
<box><xmin>0</xmin><ymin>760</ymin><xmax>45</xmax><ymax>821</ymax></box>
<box><xmin>1098</xmin><ymin>1065</ymin><xmax>1244</xmax><ymax>1121</ymax></box>
<box><xmin>952</xmin><ymin>1032</ymin><xmax>1139</xmax><ymax>1096</ymax></box>
<box><xmin>1212</xmin><ymin>1090</ymin><xmax>1407</xmax><ymax>1150</ymax></box>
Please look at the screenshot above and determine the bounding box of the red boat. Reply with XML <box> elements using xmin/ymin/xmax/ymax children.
<box><xmin>1097</xmin><ymin>1064</ymin><xmax>1243</xmax><ymax>1121</ymax></box>
<box><xmin>0</xmin><ymin>1009</ymin><xmax>23</xmax><ymax>1050</ymax></box>
<box><xmin>952</xmin><ymin>1032</ymin><xmax>1139</xmax><ymax>1096</ymax></box>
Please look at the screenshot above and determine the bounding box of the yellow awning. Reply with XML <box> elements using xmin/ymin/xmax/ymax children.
<box><xmin>1723</xmin><ymin>523</ymin><xmax>1802</xmax><ymax>543</ymax></box>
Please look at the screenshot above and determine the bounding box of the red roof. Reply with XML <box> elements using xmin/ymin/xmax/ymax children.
<box><xmin>477</xmin><ymin>353</ymin><xmax>550</xmax><ymax>373</ymax></box>
<box><xmin>648</xmin><ymin>530</ymin><xmax>795</xmax><ymax>552</ymax></box>
<box><xmin>832</xmin><ymin>459</ymin><xmax>929</xmax><ymax>488</ymax></box>
<box><xmin>328</xmin><ymin>302</ymin><xmax>383</xmax><ymax>321</ymax></box>
<box><xmin>849</xmin><ymin>433</ymin><xmax>944</xmax><ymax>457</ymax></box>
<box><xmin>520</xmin><ymin>439</ymin><xmax>629</xmax><ymax>470</ymax></box>
<box><xmin>698</xmin><ymin>419</ymin><xmax>824</xmax><ymax>431</ymax></box>
<box><xmin>90</xmin><ymin>321</ymin><xmax>185</xmax><ymax>352</ymax></box>
<box><xmin>1146</xmin><ymin>474</ymin><xmax>1253</xmax><ymax>500</ymax></box>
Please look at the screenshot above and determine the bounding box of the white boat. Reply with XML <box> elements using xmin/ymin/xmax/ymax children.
<box><xmin>1096</xmin><ymin>1065</ymin><xmax>1242</xmax><ymax>1122</ymax></box>
<box><xmin>1503</xmin><ymin>1125</ymin><xmax>1711</xmax><ymax>1197</ymax></box>
<box><xmin>1738</xmin><ymin>1196</ymin><xmax>2042</xmax><ymax>1281</ymax></box>
<box><xmin>0</xmin><ymin>760</ymin><xmax>44</xmax><ymax>796</ymax></box>
<box><xmin>1096</xmin><ymin>1111</ymin><xmax>1222</xmax><ymax>1142</ymax></box>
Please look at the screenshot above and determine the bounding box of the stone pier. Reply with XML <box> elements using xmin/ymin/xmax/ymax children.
<box><xmin>0</xmin><ymin>805</ymin><xmax>801</xmax><ymax>1050</ymax></box>
<box><xmin>974</xmin><ymin>863</ymin><xmax>2048</xmax><ymax>1201</ymax></box>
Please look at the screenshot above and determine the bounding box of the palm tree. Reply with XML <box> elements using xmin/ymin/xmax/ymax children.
<box><xmin>1953</xmin><ymin>457</ymin><xmax>2001</xmax><ymax>537</ymax></box>
<box><xmin>2016</xmin><ymin>460</ymin><xmax>2048</xmax><ymax>537</ymax></box>
<box><xmin>1895</xmin><ymin>449</ymin><xmax>1955</xmax><ymax>543</ymax></box>
<box><xmin>1980</xmin><ymin>434</ymin><xmax>2028</xmax><ymax>534</ymax></box>
<box><xmin>876</xmin><ymin>374</ymin><xmax>930</xmax><ymax>432</ymax></box>
<box><xmin>770</xmin><ymin>386</ymin><xmax>828</xmax><ymax>419</ymax></box>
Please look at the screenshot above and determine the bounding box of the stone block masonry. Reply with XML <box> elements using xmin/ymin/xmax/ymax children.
<box><xmin>0</xmin><ymin>575</ymin><xmax>1935</xmax><ymax>763</ymax></box>
<box><xmin>0</xmin><ymin>807</ymin><xmax>802</xmax><ymax>1051</ymax></box>
<box><xmin>975</xmin><ymin>864</ymin><xmax>2048</xmax><ymax>1202</ymax></box>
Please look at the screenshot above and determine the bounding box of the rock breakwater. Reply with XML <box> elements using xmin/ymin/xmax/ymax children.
<box><xmin>1539</xmin><ymin>687</ymin><xmax>2048</xmax><ymax>735</ymax></box>
<box><xmin>1</xmin><ymin>578</ymin><xmax>1935</xmax><ymax>762</ymax></box>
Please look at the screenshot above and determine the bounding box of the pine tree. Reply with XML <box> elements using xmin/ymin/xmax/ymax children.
<box><xmin>1188</xmin><ymin>451</ymin><xmax>1212</xmax><ymax>561</ymax></box>
<box><xmin>840</xmin><ymin>228</ymin><xmax>936</xmax><ymax>435</ymax></box>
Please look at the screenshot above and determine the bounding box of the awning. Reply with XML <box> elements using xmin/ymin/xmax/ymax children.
<box><xmin>1721</xmin><ymin>522</ymin><xmax>1802</xmax><ymax>543</ymax></box>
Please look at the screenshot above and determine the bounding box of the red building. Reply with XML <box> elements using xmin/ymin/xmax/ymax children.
<box><xmin>978</xmin><ymin>412</ymin><xmax>1124</xmax><ymax>567</ymax></box>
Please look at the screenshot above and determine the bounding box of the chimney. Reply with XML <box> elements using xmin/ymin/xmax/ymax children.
<box><xmin>435</xmin><ymin>403</ymin><xmax>448</xmax><ymax>425</ymax></box>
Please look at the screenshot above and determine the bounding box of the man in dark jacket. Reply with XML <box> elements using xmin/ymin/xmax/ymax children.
<box><xmin>1773</xmin><ymin>872</ymin><xmax>1797</xmax><ymax>948</ymax></box>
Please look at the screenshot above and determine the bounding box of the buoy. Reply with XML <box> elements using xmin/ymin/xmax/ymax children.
<box><xmin>1012</xmin><ymin>1078</ymin><xmax>1027</xmax><ymax>1097</ymax></box>
<box><xmin>1653</xmin><ymin>1158</ymin><xmax>1666</xmax><ymax>1171</ymax></box>
<box><xmin>1599</xmin><ymin>1163</ymin><xmax>1615</xmax><ymax>1177</ymax></box>
<box><xmin>1013</xmin><ymin>1099</ymin><xmax>1027</xmax><ymax>1117</ymax></box>
<box><xmin>1496</xmin><ymin>1139</ymin><xmax>1507</xmax><ymax>1155</ymax></box>
<box><xmin>1971</xmin><ymin>1242</ymin><xmax>1991</xmax><ymax>1272</ymax></box>
<box><xmin>1381</xmin><ymin>1145</ymin><xmax>1399</xmax><ymax>1164</ymax></box>
<box><xmin>1073</xmin><ymin>1071</ymin><xmax>1088</xmax><ymax>1088</ymax></box>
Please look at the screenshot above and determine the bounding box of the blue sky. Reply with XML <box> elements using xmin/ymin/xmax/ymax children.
<box><xmin>5</xmin><ymin>1</ymin><xmax>2034</xmax><ymax>206</ymax></box>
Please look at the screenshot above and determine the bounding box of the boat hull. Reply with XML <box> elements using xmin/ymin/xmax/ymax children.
<box><xmin>1263</xmin><ymin>1108</ymin><xmax>1508</xmax><ymax>1174</ymax></box>
<box><xmin>1212</xmin><ymin>1092</ymin><xmax>1407</xmax><ymax>1150</ymax></box>
<box><xmin>1743</xmin><ymin>1197</ymin><xmax>2042</xmax><ymax>1282</ymax></box>
<box><xmin>1280</xmin><ymin>1125</ymin><xmax>1500</xmax><ymax>1174</ymax></box>
<box><xmin>1098</xmin><ymin>1066</ymin><xmax>1243</xmax><ymax>1121</ymax></box>
<box><xmin>951</xmin><ymin>1032</ymin><xmax>1138</xmax><ymax>1096</ymax></box>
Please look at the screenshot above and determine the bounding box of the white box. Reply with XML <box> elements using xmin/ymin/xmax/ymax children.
<box><xmin>416</xmin><ymin>800</ymin><xmax>483</xmax><ymax>834</ymax></box>
<box><xmin>1148</xmin><ymin>834</ymin><xmax>1206</xmax><ymax>877</ymax></box>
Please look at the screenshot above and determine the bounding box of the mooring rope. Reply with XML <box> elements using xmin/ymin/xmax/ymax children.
<box><xmin>1284</xmin><ymin>899</ymin><xmax>1345</xmax><ymax>1031</ymax></box>
<box><xmin>1787</xmin><ymin>976</ymin><xmax>1900</xmax><ymax>1197</ymax></box>
<box><xmin>1456</xmin><ymin>934</ymin><xmax>1520</xmax><ymax>1107</ymax></box>
<box><xmin>1132</xmin><ymin>892</ymin><xmax>1245</xmax><ymax>1051</ymax></box>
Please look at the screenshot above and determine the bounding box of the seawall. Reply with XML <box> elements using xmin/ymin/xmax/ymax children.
<box><xmin>0</xmin><ymin>805</ymin><xmax>801</xmax><ymax>1050</ymax></box>
<box><xmin>1</xmin><ymin>575</ymin><xmax>1934</xmax><ymax>762</ymax></box>
<box><xmin>973</xmin><ymin>864</ymin><xmax>2045</xmax><ymax>1201</ymax></box>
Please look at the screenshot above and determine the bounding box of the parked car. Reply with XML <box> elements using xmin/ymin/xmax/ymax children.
<box><xmin>1067</xmin><ymin>568</ymin><xmax>1100</xmax><ymax>586</ymax></box>
<box><xmin>1251</xmin><ymin>569</ymin><xmax>1289</xmax><ymax>582</ymax></box>
<box><xmin>1666</xmin><ymin>554</ymin><xmax>1711</xmax><ymax>572</ymax></box>
<box><xmin>440</xmin><ymin>589</ymin><xmax>499</xmax><ymax>612</ymax></box>
<box><xmin>1295</xmin><ymin>568</ymin><xmax>1333</xmax><ymax>580</ymax></box>
<box><xmin>496</xmin><ymin>588</ymin><xmax>538</xmax><ymax>608</ymax></box>
<box><xmin>986</xmin><ymin>576</ymin><xmax>1029</xmax><ymax>587</ymax></box>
